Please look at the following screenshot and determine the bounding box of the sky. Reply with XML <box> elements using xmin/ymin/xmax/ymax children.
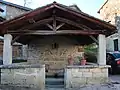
<box><xmin>5</xmin><ymin>0</ymin><xmax>106</xmax><ymax>18</ymax></box>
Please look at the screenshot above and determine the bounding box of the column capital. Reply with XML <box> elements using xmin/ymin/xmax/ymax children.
<box><xmin>4</xmin><ymin>34</ymin><xmax>12</xmax><ymax>39</ymax></box>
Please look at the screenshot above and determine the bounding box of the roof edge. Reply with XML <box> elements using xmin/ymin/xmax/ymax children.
<box><xmin>98</xmin><ymin>0</ymin><xmax>108</xmax><ymax>13</ymax></box>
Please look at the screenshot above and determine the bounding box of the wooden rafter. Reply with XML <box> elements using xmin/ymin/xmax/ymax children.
<box><xmin>56</xmin><ymin>23</ymin><xmax>65</xmax><ymax>30</ymax></box>
<box><xmin>15</xmin><ymin>18</ymin><xmax>53</xmax><ymax>31</ymax></box>
<box><xmin>28</xmin><ymin>19</ymin><xmax>36</xmax><ymax>24</ymax></box>
<box><xmin>56</xmin><ymin>17</ymin><xmax>91</xmax><ymax>30</ymax></box>
<box><xmin>46</xmin><ymin>24</ymin><xmax>53</xmax><ymax>30</ymax></box>
<box><xmin>46</xmin><ymin>23</ymin><xmax>65</xmax><ymax>30</ymax></box>
<box><xmin>53</xmin><ymin>15</ymin><xmax>57</xmax><ymax>31</ymax></box>
<box><xmin>55</xmin><ymin>5</ymin><xmax>115</xmax><ymax>29</ymax></box>
<box><xmin>89</xmin><ymin>35</ymin><xmax>98</xmax><ymax>45</ymax></box>
<box><xmin>11</xmin><ymin>36</ymin><xmax>21</xmax><ymax>45</ymax></box>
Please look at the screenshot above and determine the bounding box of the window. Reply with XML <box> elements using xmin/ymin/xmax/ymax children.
<box><xmin>114</xmin><ymin>39</ymin><xmax>118</xmax><ymax>51</ymax></box>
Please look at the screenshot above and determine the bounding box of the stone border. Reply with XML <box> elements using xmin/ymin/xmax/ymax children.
<box><xmin>65</xmin><ymin>65</ymin><xmax>110</xmax><ymax>88</ymax></box>
<box><xmin>0</xmin><ymin>64</ymin><xmax>45</xmax><ymax>69</ymax></box>
<box><xmin>67</xmin><ymin>65</ymin><xmax>111</xmax><ymax>69</ymax></box>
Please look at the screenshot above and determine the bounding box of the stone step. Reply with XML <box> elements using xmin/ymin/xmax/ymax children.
<box><xmin>46</xmin><ymin>75</ymin><xmax>64</xmax><ymax>78</ymax></box>
<box><xmin>46</xmin><ymin>78</ymin><xmax>64</xmax><ymax>85</ymax></box>
<box><xmin>46</xmin><ymin>85</ymin><xmax>64</xmax><ymax>88</ymax></box>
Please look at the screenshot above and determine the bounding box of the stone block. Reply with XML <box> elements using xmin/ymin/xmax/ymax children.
<box><xmin>89</xmin><ymin>68</ymin><xmax>102</xmax><ymax>73</ymax></box>
<box><xmin>92</xmin><ymin>72</ymin><xmax>107</xmax><ymax>77</ymax></box>
<box><xmin>70</xmin><ymin>77</ymin><xmax>87</xmax><ymax>88</ymax></box>
<box><xmin>82</xmin><ymin>72</ymin><xmax>92</xmax><ymax>77</ymax></box>
<box><xmin>86</xmin><ymin>77</ymin><xmax>109</xmax><ymax>84</ymax></box>
<box><xmin>72</xmin><ymin>72</ymin><xmax>82</xmax><ymax>78</ymax></box>
<box><xmin>71</xmin><ymin>68</ymin><xmax>79</xmax><ymax>73</ymax></box>
<box><xmin>79</xmin><ymin>68</ymin><xmax>89</xmax><ymax>72</ymax></box>
<box><xmin>0</xmin><ymin>65</ymin><xmax>45</xmax><ymax>90</ymax></box>
<box><xmin>65</xmin><ymin>66</ymin><xmax>109</xmax><ymax>89</ymax></box>
<box><xmin>101</xmin><ymin>68</ymin><xmax>108</xmax><ymax>73</ymax></box>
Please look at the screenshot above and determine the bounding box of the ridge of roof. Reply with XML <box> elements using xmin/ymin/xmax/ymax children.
<box><xmin>0</xmin><ymin>0</ymin><xmax>32</xmax><ymax>11</ymax></box>
<box><xmin>98</xmin><ymin>0</ymin><xmax>109</xmax><ymax>13</ymax></box>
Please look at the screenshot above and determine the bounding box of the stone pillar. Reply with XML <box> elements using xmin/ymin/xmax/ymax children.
<box><xmin>3</xmin><ymin>34</ymin><xmax>12</xmax><ymax>65</ymax></box>
<box><xmin>22</xmin><ymin>45</ymin><xmax>28</xmax><ymax>60</ymax></box>
<box><xmin>115</xmin><ymin>16</ymin><xmax>120</xmax><ymax>51</ymax></box>
<box><xmin>98</xmin><ymin>34</ymin><xmax>106</xmax><ymax>65</ymax></box>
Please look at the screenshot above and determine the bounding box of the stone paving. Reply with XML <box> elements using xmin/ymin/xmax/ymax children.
<box><xmin>0</xmin><ymin>83</ymin><xmax>120</xmax><ymax>90</ymax></box>
<box><xmin>0</xmin><ymin>75</ymin><xmax>120</xmax><ymax>90</ymax></box>
<box><xmin>46</xmin><ymin>83</ymin><xmax>120</xmax><ymax>90</ymax></box>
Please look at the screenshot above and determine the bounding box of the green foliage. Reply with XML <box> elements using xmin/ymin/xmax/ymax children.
<box><xmin>84</xmin><ymin>43</ymin><xmax>97</xmax><ymax>63</ymax></box>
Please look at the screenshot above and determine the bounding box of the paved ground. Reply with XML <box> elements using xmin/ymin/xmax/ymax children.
<box><xmin>0</xmin><ymin>75</ymin><xmax>120</xmax><ymax>90</ymax></box>
<box><xmin>109</xmin><ymin>75</ymin><xmax>120</xmax><ymax>83</ymax></box>
<box><xmin>46</xmin><ymin>75</ymin><xmax>120</xmax><ymax>90</ymax></box>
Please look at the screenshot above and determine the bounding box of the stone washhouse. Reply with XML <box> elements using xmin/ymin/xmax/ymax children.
<box><xmin>0</xmin><ymin>2</ymin><xmax>116</xmax><ymax>90</ymax></box>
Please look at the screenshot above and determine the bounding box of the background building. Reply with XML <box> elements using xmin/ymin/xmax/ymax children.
<box><xmin>0</xmin><ymin>0</ymin><xmax>32</xmax><ymax>20</ymax></box>
<box><xmin>98</xmin><ymin>0</ymin><xmax>120</xmax><ymax>25</ymax></box>
<box><xmin>98</xmin><ymin>0</ymin><xmax>120</xmax><ymax>52</ymax></box>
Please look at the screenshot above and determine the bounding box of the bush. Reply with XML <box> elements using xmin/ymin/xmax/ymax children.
<box><xmin>84</xmin><ymin>44</ymin><xmax>97</xmax><ymax>63</ymax></box>
<box><xmin>84</xmin><ymin>50</ymin><xmax>97</xmax><ymax>63</ymax></box>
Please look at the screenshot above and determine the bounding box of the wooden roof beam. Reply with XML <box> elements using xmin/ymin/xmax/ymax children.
<box><xmin>56</xmin><ymin>17</ymin><xmax>91</xmax><ymax>30</ymax></box>
<box><xmin>56</xmin><ymin>23</ymin><xmax>65</xmax><ymax>30</ymax></box>
<box><xmin>46</xmin><ymin>23</ymin><xmax>65</xmax><ymax>30</ymax></box>
<box><xmin>89</xmin><ymin>35</ymin><xmax>98</xmax><ymax>45</ymax></box>
<box><xmin>55</xmin><ymin>4</ymin><xmax>115</xmax><ymax>30</ymax></box>
<box><xmin>8</xmin><ymin>30</ymin><xmax>102</xmax><ymax>35</ymax></box>
<box><xmin>11</xmin><ymin>36</ymin><xmax>21</xmax><ymax>45</ymax></box>
<box><xmin>15</xmin><ymin>17</ymin><xmax>53</xmax><ymax>31</ymax></box>
<box><xmin>53</xmin><ymin>15</ymin><xmax>57</xmax><ymax>31</ymax></box>
<box><xmin>46</xmin><ymin>24</ymin><xmax>53</xmax><ymax>30</ymax></box>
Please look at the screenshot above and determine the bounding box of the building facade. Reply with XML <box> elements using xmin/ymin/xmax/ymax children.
<box><xmin>98</xmin><ymin>0</ymin><xmax>120</xmax><ymax>25</ymax></box>
<box><xmin>98</xmin><ymin>0</ymin><xmax>120</xmax><ymax>52</ymax></box>
<box><xmin>0</xmin><ymin>0</ymin><xmax>32</xmax><ymax>20</ymax></box>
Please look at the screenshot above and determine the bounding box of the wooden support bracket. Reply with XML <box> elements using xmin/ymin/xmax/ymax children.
<box><xmin>89</xmin><ymin>35</ymin><xmax>98</xmax><ymax>45</ymax></box>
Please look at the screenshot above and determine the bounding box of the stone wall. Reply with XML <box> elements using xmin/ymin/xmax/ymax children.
<box><xmin>27</xmin><ymin>36</ymin><xmax>84</xmax><ymax>75</ymax></box>
<box><xmin>106</xmin><ymin>33</ymin><xmax>118</xmax><ymax>52</ymax></box>
<box><xmin>65</xmin><ymin>65</ymin><xmax>110</xmax><ymax>88</ymax></box>
<box><xmin>0</xmin><ymin>64</ymin><xmax>45</xmax><ymax>90</ymax></box>
<box><xmin>99</xmin><ymin>0</ymin><xmax>120</xmax><ymax>25</ymax></box>
<box><xmin>6</xmin><ymin>5</ymin><xmax>27</xmax><ymax>20</ymax></box>
<box><xmin>106</xmin><ymin>16</ymin><xmax>120</xmax><ymax>52</ymax></box>
<box><xmin>0</xmin><ymin>3</ymin><xmax>30</xmax><ymax>20</ymax></box>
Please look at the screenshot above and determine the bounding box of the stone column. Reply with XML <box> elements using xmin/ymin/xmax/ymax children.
<box><xmin>115</xmin><ymin>16</ymin><xmax>120</xmax><ymax>51</ymax></box>
<box><xmin>98</xmin><ymin>34</ymin><xmax>106</xmax><ymax>65</ymax></box>
<box><xmin>22</xmin><ymin>45</ymin><xmax>28</xmax><ymax>60</ymax></box>
<box><xmin>3</xmin><ymin>34</ymin><xmax>12</xmax><ymax>65</ymax></box>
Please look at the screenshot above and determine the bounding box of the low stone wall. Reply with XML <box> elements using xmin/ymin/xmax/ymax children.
<box><xmin>0</xmin><ymin>64</ymin><xmax>45</xmax><ymax>90</ymax></box>
<box><xmin>65</xmin><ymin>65</ymin><xmax>110</xmax><ymax>88</ymax></box>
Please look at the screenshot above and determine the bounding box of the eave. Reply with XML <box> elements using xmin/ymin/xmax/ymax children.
<box><xmin>0</xmin><ymin>2</ymin><xmax>116</xmax><ymax>44</ymax></box>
